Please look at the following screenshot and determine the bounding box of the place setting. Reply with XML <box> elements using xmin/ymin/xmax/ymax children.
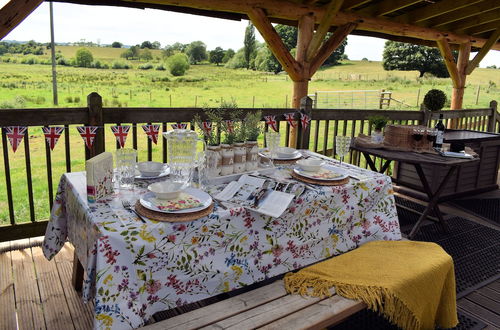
<box><xmin>258</xmin><ymin>131</ymin><xmax>303</xmax><ymax>164</ymax></box>
<box><xmin>291</xmin><ymin>158</ymin><xmax>350</xmax><ymax>186</ymax></box>
<box><xmin>135</xmin><ymin>161</ymin><xmax>170</xmax><ymax>179</ymax></box>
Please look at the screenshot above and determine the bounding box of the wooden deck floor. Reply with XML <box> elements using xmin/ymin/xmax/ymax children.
<box><xmin>1</xmin><ymin>233</ymin><xmax>499</xmax><ymax>330</ymax></box>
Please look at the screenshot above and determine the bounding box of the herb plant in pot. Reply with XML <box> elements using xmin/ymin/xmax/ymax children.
<box><xmin>368</xmin><ymin>115</ymin><xmax>389</xmax><ymax>144</ymax></box>
<box><xmin>423</xmin><ymin>89</ymin><xmax>447</xmax><ymax>112</ymax></box>
<box><xmin>244</xmin><ymin>110</ymin><xmax>262</xmax><ymax>171</ymax></box>
<box><xmin>194</xmin><ymin>109</ymin><xmax>222</xmax><ymax>177</ymax></box>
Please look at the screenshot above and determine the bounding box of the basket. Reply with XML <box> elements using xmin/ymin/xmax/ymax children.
<box><xmin>383</xmin><ymin>125</ymin><xmax>433</xmax><ymax>152</ymax></box>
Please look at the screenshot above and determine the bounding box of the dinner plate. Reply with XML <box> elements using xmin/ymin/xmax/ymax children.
<box><xmin>259</xmin><ymin>151</ymin><xmax>302</xmax><ymax>160</ymax></box>
<box><xmin>293</xmin><ymin>165</ymin><xmax>348</xmax><ymax>181</ymax></box>
<box><xmin>135</xmin><ymin>166</ymin><xmax>170</xmax><ymax>179</ymax></box>
<box><xmin>140</xmin><ymin>188</ymin><xmax>212</xmax><ymax>214</ymax></box>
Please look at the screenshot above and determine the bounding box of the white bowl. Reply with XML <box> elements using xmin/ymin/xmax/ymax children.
<box><xmin>276</xmin><ymin>147</ymin><xmax>298</xmax><ymax>158</ymax></box>
<box><xmin>148</xmin><ymin>181</ymin><xmax>185</xmax><ymax>200</ymax></box>
<box><xmin>137</xmin><ymin>161</ymin><xmax>164</xmax><ymax>177</ymax></box>
<box><xmin>296</xmin><ymin>159</ymin><xmax>324</xmax><ymax>172</ymax></box>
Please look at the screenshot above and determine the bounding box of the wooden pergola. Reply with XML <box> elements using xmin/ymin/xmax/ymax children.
<box><xmin>1</xmin><ymin>0</ymin><xmax>499</xmax><ymax>137</ymax></box>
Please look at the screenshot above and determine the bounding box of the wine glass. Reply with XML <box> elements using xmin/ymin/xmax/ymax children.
<box><xmin>335</xmin><ymin>136</ymin><xmax>352</xmax><ymax>166</ymax></box>
<box><xmin>426</xmin><ymin>128</ymin><xmax>437</xmax><ymax>144</ymax></box>
<box><xmin>265</xmin><ymin>131</ymin><xmax>281</xmax><ymax>163</ymax></box>
<box><xmin>412</xmin><ymin>127</ymin><xmax>424</xmax><ymax>151</ymax></box>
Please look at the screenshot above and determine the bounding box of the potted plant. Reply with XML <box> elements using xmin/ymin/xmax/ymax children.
<box><xmin>423</xmin><ymin>89</ymin><xmax>447</xmax><ymax>112</ymax></box>
<box><xmin>368</xmin><ymin>115</ymin><xmax>389</xmax><ymax>144</ymax></box>
<box><xmin>193</xmin><ymin>108</ymin><xmax>222</xmax><ymax>176</ymax></box>
<box><xmin>244</xmin><ymin>110</ymin><xmax>262</xmax><ymax>171</ymax></box>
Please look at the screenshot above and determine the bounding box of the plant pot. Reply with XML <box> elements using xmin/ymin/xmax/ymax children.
<box><xmin>233</xmin><ymin>142</ymin><xmax>246</xmax><ymax>173</ymax></box>
<box><xmin>371</xmin><ymin>129</ymin><xmax>384</xmax><ymax>144</ymax></box>
<box><xmin>245</xmin><ymin>141</ymin><xmax>259</xmax><ymax>171</ymax></box>
<box><xmin>220</xmin><ymin>144</ymin><xmax>234</xmax><ymax>176</ymax></box>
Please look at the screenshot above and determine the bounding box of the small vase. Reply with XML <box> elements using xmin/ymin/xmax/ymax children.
<box><xmin>233</xmin><ymin>142</ymin><xmax>247</xmax><ymax>173</ymax></box>
<box><xmin>207</xmin><ymin>145</ymin><xmax>222</xmax><ymax>177</ymax></box>
<box><xmin>371</xmin><ymin>130</ymin><xmax>384</xmax><ymax>144</ymax></box>
<box><xmin>245</xmin><ymin>141</ymin><xmax>259</xmax><ymax>171</ymax></box>
<box><xmin>220</xmin><ymin>144</ymin><xmax>234</xmax><ymax>176</ymax></box>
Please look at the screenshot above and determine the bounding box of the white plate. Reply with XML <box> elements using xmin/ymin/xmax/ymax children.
<box><xmin>140</xmin><ymin>188</ymin><xmax>212</xmax><ymax>214</ymax></box>
<box><xmin>135</xmin><ymin>166</ymin><xmax>170</xmax><ymax>179</ymax></box>
<box><xmin>293</xmin><ymin>164</ymin><xmax>348</xmax><ymax>181</ymax></box>
<box><xmin>259</xmin><ymin>151</ymin><xmax>302</xmax><ymax>160</ymax></box>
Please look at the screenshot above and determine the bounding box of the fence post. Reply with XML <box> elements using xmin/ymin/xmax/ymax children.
<box><xmin>87</xmin><ymin>92</ymin><xmax>105</xmax><ymax>159</ymax></box>
<box><xmin>297</xmin><ymin>96</ymin><xmax>313</xmax><ymax>150</ymax></box>
<box><xmin>487</xmin><ymin>100</ymin><xmax>498</xmax><ymax>133</ymax></box>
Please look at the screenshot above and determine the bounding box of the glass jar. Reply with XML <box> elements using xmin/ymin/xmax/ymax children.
<box><xmin>233</xmin><ymin>142</ymin><xmax>247</xmax><ymax>173</ymax></box>
<box><xmin>245</xmin><ymin>141</ymin><xmax>259</xmax><ymax>171</ymax></box>
<box><xmin>220</xmin><ymin>144</ymin><xmax>234</xmax><ymax>176</ymax></box>
<box><xmin>207</xmin><ymin>145</ymin><xmax>222</xmax><ymax>177</ymax></box>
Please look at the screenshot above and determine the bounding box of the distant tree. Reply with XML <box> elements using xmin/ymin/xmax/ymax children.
<box><xmin>75</xmin><ymin>48</ymin><xmax>93</xmax><ymax>67</ymax></box>
<box><xmin>225</xmin><ymin>49</ymin><xmax>247</xmax><ymax>69</ymax></box>
<box><xmin>167</xmin><ymin>53</ymin><xmax>190</xmax><ymax>76</ymax></box>
<box><xmin>121</xmin><ymin>46</ymin><xmax>140</xmax><ymax>60</ymax></box>
<box><xmin>152</xmin><ymin>41</ymin><xmax>161</xmax><ymax>50</ymax></box>
<box><xmin>244</xmin><ymin>22</ymin><xmax>256</xmax><ymax>69</ymax></box>
<box><xmin>163</xmin><ymin>42</ymin><xmax>187</xmax><ymax>57</ymax></box>
<box><xmin>111</xmin><ymin>41</ymin><xmax>122</xmax><ymax>48</ymax></box>
<box><xmin>140</xmin><ymin>49</ymin><xmax>153</xmax><ymax>61</ymax></box>
<box><xmin>362</xmin><ymin>57</ymin><xmax>368</xmax><ymax>61</ymax></box>
<box><xmin>209</xmin><ymin>47</ymin><xmax>225</xmax><ymax>66</ymax></box>
<box><xmin>382</xmin><ymin>41</ymin><xmax>452</xmax><ymax>78</ymax></box>
<box><xmin>141</xmin><ymin>41</ymin><xmax>154</xmax><ymax>49</ymax></box>
<box><xmin>323</xmin><ymin>38</ymin><xmax>347</xmax><ymax>66</ymax></box>
<box><xmin>222</xmin><ymin>48</ymin><xmax>235</xmax><ymax>63</ymax></box>
<box><xmin>186</xmin><ymin>41</ymin><xmax>207</xmax><ymax>64</ymax></box>
<box><xmin>0</xmin><ymin>44</ymin><xmax>7</xmax><ymax>55</ymax></box>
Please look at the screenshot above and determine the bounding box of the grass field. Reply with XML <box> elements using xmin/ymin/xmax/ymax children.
<box><xmin>0</xmin><ymin>47</ymin><xmax>499</xmax><ymax>225</ymax></box>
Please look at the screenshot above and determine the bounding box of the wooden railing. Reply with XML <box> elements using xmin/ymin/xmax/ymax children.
<box><xmin>0</xmin><ymin>93</ymin><xmax>498</xmax><ymax>241</ymax></box>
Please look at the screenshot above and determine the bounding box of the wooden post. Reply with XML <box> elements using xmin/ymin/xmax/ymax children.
<box><xmin>487</xmin><ymin>100</ymin><xmax>498</xmax><ymax>133</ymax></box>
<box><xmin>297</xmin><ymin>96</ymin><xmax>313</xmax><ymax>149</ymax></box>
<box><xmin>87</xmin><ymin>92</ymin><xmax>105</xmax><ymax>159</ymax></box>
<box><xmin>475</xmin><ymin>86</ymin><xmax>480</xmax><ymax>105</ymax></box>
<box><xmin>420</xmin><ymin>103</ymin><xmax>431</xmax><ymax>127</ymax></box>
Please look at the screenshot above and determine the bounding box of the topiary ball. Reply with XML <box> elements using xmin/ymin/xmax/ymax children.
<box><xmin>423</xmin><ymin>89</ymin><xmax>447</xmax><ymax>111</ymax></box>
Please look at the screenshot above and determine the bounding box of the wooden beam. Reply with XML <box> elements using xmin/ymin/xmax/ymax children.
<box><xmin>357</xmin><ymin>0</ymin><xmax>422</xmax><ymax>17</ymax></box>
<box><xmin>306</xmin><ymin>0</ymin><xmax>344</xmax><ymax>62</ymax></box>
<box><xmin>395</xmin><ymin>0</ymin><xmax>484</xmax><ymax>24</ymax></box>
<box><xmin>0</xmin><ymin>0</ymin><xmax>44</xmax><ymax>40</ymax></box>
<box><xmin>460</xmin><ymin>20</ymin><xmax>500</xmax><ymax>36</ymax></box>
<box><xmin>466</xmin><ymin>28</ymin><xmax>500</xmax><ymax>75</ymax></box>
<box><xmin>309</xmin><ymin>23</ymin><xmax>356</xmax><ymax>75</ymax></box>
<box><xmin>341</xmin><ymin>0</ymin><xmax>371</xmax><ymax>11</ymax></box>
<box><xmin>247</xmin><ymin>7</ymin><xmax>302</xmax><ymax>81</ymax></box>
<box><xmin>436</xmin><ymin>39</ymin><xmax>461</xmax><ymax>88</ymax></box>
<box><xmin>450</xmin><ymin>42</ymin><xmax>470</xmax><ymax>112</ymax></box>
<box><xmin>442</xmin><ymin>8</ymin><xmax>500</xmax><ymax>33</ymax></box>
<box><xmin>427</xmin><ymin>2</ymin><xmax>500</xmax><ymax>28</ymax></box>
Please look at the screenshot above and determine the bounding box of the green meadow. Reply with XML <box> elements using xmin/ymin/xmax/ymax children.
<box><xmin>0</xmin><ymin>46</ymin><xmax>499</xmax><ymax>225</ymax></box>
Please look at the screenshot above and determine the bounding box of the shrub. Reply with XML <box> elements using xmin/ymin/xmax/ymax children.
<box><xmin>155</xmin><ymin>64</ymin><xmax>166</xmax><ymax>71</ymax></box>
<box><xmin>423</xmin><ymin>89</ymin><xmax>447</xmax><ymax>111</ymax></box>
<box><xmin>167</xmin><ymin>53</ymin><xmax>190</xmax><ymax>76</ymax></box>
<box><xmin>74</xmin><ymin>96</ymin><xmax>81</xmax><ymax>103</ymax></box>
<box><xmin>112</xmin><ymin>61</ymin><xmax>131</xmax><ymax>69</ymax></box>
<box><xmin>65</xmin><ymin>96</ymin><xmax>73</xmax><ymax>103</ymax></box>
<box><xmin>138</xmin><ymin>62</ymin><xmax>154</xmax><ymax>70</ymax></box>
<box><xmin>92</xmin><ymin>60</ymin><xmax>102</xmax><ymax>69</ymax></box>
<box><xmin>75</xmin><ymin>48</ymin><xmax>94</xmax><ymax>67</ymax></box>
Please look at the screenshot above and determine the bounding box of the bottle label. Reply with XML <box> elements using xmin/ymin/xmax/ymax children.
<box><xmin>436</xmin><ymin>131</ymin><xmax>444</xmax><ymax>145</ymax></box>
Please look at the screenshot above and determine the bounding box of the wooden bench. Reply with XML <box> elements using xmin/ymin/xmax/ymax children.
<box><xmin>143</xmin><ymin>280</ymin><xmax>366</xmax><ymax>330</ymax></box>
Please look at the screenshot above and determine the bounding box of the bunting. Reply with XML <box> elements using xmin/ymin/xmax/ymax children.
<box><xmin>201</xmin><ymin>121</ymin><xmax>212</xmax><ymax>137</ymax></box>
<box><xmin>42</xmin><ymin>126</ymin><xmax>65</xmax><ymax>151</ymax></box>
<box><xmin>225</xmin><ymin>120</ymin><xmax>235</xmax><ymax>134</ymax></box>
<box><xmin>300</xmin><ymin>113</ymin><xmax>311</xmax><ymax>130</ymax></box>
<box><xmin>284</xmin><ymin>113</ymin><xmax>297</xmax><ymax>128</ymax></box>
<box><xmin>171</xmin><ymin>123</ymin><xmax>188</xmax><ymax>130</ymax></box>
<box><xmin>5</xmin><ymin>126</ymin><xmax>27</xmax><ymax>153</ymax></box>
<box><xmin>77</xmin><ymin>126</ymin><xmax>99</xmax><ymax>149</ymax></box>
<box><xmin>111</xmin><ymin>125</ymin><xmax>130</xmax><ymax>148</ymax></box>
<box><xmin>264</xmin><ymin>115</ymin><xmax>278</xmax><ymax>132</ymax></box>
<box><xmin>142</xmin><ymin>124</ymin><xmax>160</xmax><ymax>144</ymax></box>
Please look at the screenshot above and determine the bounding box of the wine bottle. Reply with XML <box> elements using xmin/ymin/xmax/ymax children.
<box><xmin>434</xmin><ymin>114</ymin><xmax>445</xmax><ymax>149</ymax></box>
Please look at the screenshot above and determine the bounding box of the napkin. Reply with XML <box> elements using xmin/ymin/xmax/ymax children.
<box><xmin>86</xmin><ymin>152</ymin><xmax>114</xmax><ymax>203</ymax></box>
<box><xmin>300</xmin><ymin>168</ymin><xmax>343</xmax><ymax>179</ymax></box>
<box><xmin>153</xmin><ymin>193</ymin><xmax>203</xmax><ymax>211</ymax></box>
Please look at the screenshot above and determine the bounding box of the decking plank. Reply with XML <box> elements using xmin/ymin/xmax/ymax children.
<box><xmin>11</xmin><ymin>241</ymin><xmax>46</xmax><ymax>330</ymax></box>
<box><xmin>0</xmin><ymin>242</ymin><xmax>17</xmax><ymax>330</ymax></box>
<box><xmin>458</xmin><ymin>299</ymin><xmax>500</xmax><ymax>327</ymax></box>
<box><xmin>32</xmin><ymin>246</ymin><xmax>76</xmax><ymax>330</ymax></box>
<box><xmin>489</xmin><ymin>280</ymin><xmax>500</xmax><ymax>293</ymax></box>
<box><xmin>54</xmin><ymin>243</ymin><xmax>94</xmax><ymax>330</ymax></box>
<box><xmin>478</xmin><ymin>287</ymin><xmax>500</xmax><ymax>303</ymax></box>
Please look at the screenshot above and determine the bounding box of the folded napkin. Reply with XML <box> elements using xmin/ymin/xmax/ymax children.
<box><xmin>300</xmin><ymin>168</ymin><xmax>343</xmax><ymax>180</ymax></box>
<box><xmin>153</xmin><ymin>193</ymin><xmax>203</xmax><ymax>211</ymax></box>
<box><xmin>284</xmin><ymin>241</ymin><xmax>458</xmax><ymax>330</ymax></box>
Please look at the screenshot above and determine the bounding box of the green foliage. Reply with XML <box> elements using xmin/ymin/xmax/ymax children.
<box><xmin>112</xmin><ymin>61</ymin><xmax>131</xmax><ymax>69</ymax></box>
<box><xmin>0</xmin><ymin>45</ymin><xmax>7</xmax><ymax>55</ymax></box>
<box><xmin>383</xmin><ymin>41</ymin><xmax>453</xmax><ymax>78</ymax></box>
<box><xmin>222</xmin><ymin>48</ymin><xmax>235</xmax><ymax>63</ymax></box>
<box><xmin>186</xmin><ymin>41</ymin><xmax>207</xmax><ymax>64</ymax></box>
<box><xmin>155</xmin><ymin>64</ymin><xmax>166</xmax><ymax>71</ymax></box>
<box><xmin>138</xmin><ymin>63</ymin><xmax>154</xmax><ymax>70</ymax></box>
<box><xmin>162</xmin><ymin>42</ymin><xmax>187</xmax><ymax>57</ymax></box>
<box><xmin>141</xmin><ymin>41</ymin><xmax>153</xmax><ymax>49</ymax></box>
<box><xmin>367</xmin><ymin>115</ymin><xmax>389</xmax><ymax>130</ymax></box>
<box><xmin>209</xmin><ymin>47</ymin><xmax>225</xmax><ymax>66</ymax></box>
<box><xmin>423</xmin><ymin>89</ymin><xmax>447</xmax><ymax>111</ymax></box>
<box><xmin>244</xmin><ymin>110</ymin><xmax>262</xmax><ymax>141</ymax></box>
<box><xmin>244</xmin><ymin>22</ymin><xmax>256</xmax><ymax>69</ymax></box>
<box><xmin>225</xmin><ymin>49</ymin><xmax>246</xmax><ymax>69</ymax></box>
<box><xmin>121</xmin><ymin>46</ymin><xmax>140</xmax><ymax>60</ymax></box>
<box><xmin>194</xmin><ymin>107</ymin><xmax>222</xmax><ymax>145</ymax></box>
<box><xmin>75</xmin><ymin>48</ymin><xmax>94</xmax><ymax>67</ymax></box>
<box><xmin>140</xmin><ymin>49</ymin><xmax>153</xmax><ymax>61</ymax></box>
<box><xmin>167</xmin><ymin>53</ymin><xmax>190</xmax><ymax>76</ymax></box>
<box><xmin>111</xmin><ymin>41</ymin><xmax>122</xmax><ymax>48</ymax></box>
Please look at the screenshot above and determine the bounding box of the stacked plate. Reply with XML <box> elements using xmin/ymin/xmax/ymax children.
<box><xmin>140</xmin><ymin>187</ymin><xmax>212</xmax><ymax>214</ymax></box>
<box><xmin>293</xmin><ymin>164</ymin><xmax>348</xmax><ymax>183</ymax></box>
<box><xmin>259</xmin><ymin>147</ymin><xmax>302</xmax><ymax>161</ymax></box>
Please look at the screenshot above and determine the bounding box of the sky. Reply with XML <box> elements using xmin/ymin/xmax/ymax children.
<box><xmin>1</xmin><ymin>2</ymin><xmax>499</xmax><ymax>67</ymax></box>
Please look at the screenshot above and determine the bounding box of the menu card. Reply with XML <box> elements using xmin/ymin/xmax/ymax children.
<box><xmin>86</xmin><ymin>152</ymin><xmax>114</xmax><ymax>203</ymax></box>
<box><xmin>215</xmin><ymin>174</ymin><xmax>294</xmax><ymax>217</ymax></box>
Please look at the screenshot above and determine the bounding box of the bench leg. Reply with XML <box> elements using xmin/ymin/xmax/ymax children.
<box><xmin>72</xmin><ymin>250</ymin><xmax>84</xmax><ymax>292</ymax></box>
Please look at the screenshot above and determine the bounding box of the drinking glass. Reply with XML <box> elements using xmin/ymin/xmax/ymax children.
<box><xmin>335</xmin><ymin>136</ymin><xmax>352</xmax><ymax>166</ymax></box>
<box><xmin>116</xmin><ymin>148</ymin><xmax>137</xmax><ymax>189</ymax></box>
<box><xmin>412</xmin><ymin>127</ymin><xmax>425</xmax><ymax>150</ymax></box>
<box><xmin>265</xmin><ymin>131</ymin><xmax>281</xmax><ymax>162</ymax></box>
<box><xmin>426</xmin><ymin>128</ymin><xmax>437</xmax><ymax>143</ymax></box>
<box><xmin>197</xmin><ymin>150</ymin><xmax>219</xmax><ymax>191</ymax></box>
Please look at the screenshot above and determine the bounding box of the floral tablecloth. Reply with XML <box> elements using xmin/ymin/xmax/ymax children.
<box><xmin>43</xmin><ymin>160</ymin><xmax>401</xmax><ymax>329</ymax></box>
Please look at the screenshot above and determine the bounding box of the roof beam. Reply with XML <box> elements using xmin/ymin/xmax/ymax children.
<box><xmin>306</xmin><ymin>0</ymin><xmax>344</xmax><ymax>62</ymax></box>
<box><xmin>442</xmin><ymin>8</ymin><xmax>500</xmax><ymax>33</ymax></box>
<box><xmin>0</xmin><ymin>0</ymin><xmax>44</xmax><ymax>40</ymax></box>
<box><xmin>436</xmin><ymin>39</ymin><xmax>461</xmax><ymax>88</ymax></box>
<box><xmin>426</xmin><ymin>2</ymin><xmax>500</xmax><ymax>28</ymax></box>
<box><xmin>247</xmin><ymin>7</ymin><xmax>302</xmax><ymax>81</ymax></box>
<box><xmin>395</xmin><ymin>0</ymin><xmax>484</xmax><ymax>24</ymax></box>
<box><xmin>356</xmin><ymin>0</ymin><xmax>422</xmax><ymax>17</ymax></box>
<box><xmin>341</xmin><ymin>0</ymin><xmax>371</xmax><ymax>11</ymax></box>
<box><xmin>466</xmin><ymin>28</ymin><xmax>500</xmax><ymax>75</ymax></box>
<box><xmin>460</xmin><ymin>20</ymin><xmax>500</xmax><ymax>36</ymax></box>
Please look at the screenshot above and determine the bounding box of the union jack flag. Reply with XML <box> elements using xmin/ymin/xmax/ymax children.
<box><xmin>142</xmin><ymin>124</ymin><xmax>160</xmax><ymax>144</ymax></box>
<box><xmin>42</xmin><ymin>126</ymin><xmax>65</xmax><ymax>151</ymax></box>
<box><xmin>111</xmin><ymin>125</ymin><xmax>130</xmax><ymax>148</ymax></box>
<box><xmin>264</xmin><ymin>115</ymin><xmax>278</xmax><ymax>132</ymax></box>
<box><xmin>300</xmin><ymin>113</ymin><xmax>311</xmax><ymax>130</ymax></box>
<box><xmin>202</xmin><ymin>121</ymin><xmax>212</xmax><ymax>136</ymax></box>
<box><xmin>5</xmin><ymin>126</ymin><xmax>27</xmax><ymax>153</ymax></box>
<box><xmin>171</xmin><ymin>123</ymin><xmax>188</xmax><ymax>129</ymax></box>
<box><xmin>225</xmin><ymin>120</ymin><xmax>235</xmax><ymax>134</ymax></box>
<box><xmin>77</xmin><ymin>126</ymin><xmax>99</xmax><ymax>149</ymax></box>
<box><xmin>284</xmin><ymin>113</ymin><xmax>297</xmax><ymax>128</ymax></box>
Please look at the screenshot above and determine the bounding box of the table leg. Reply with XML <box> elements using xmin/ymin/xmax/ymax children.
<box><xmin>362</xmin><ymin>152</ymin><xmax>379</xmax><ymax>172</ymax></box>
<box><xmin>408</xmin><ymin>165</ymin><xmax>457</xmax><ymax>239</ymax></box>
<box><xmin>72</xmin><ymin>250</ymin><xmax>84</xmax><ymax>292</ymax></box>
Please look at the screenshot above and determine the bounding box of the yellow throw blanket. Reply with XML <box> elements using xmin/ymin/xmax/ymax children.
<box><xmin>284</xmin><ymin>241</ymin><xmax>458</xmax><ymax>330</ymax></box>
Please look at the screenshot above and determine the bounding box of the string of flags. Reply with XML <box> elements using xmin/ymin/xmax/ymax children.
<box><xmin>3</xmin><ymin>112</ymin><xmax>311</xmax><ymax>153</ymax></box>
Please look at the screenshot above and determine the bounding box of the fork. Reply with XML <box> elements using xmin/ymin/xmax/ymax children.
<box><xmin>122</xmin><ymin>200</ymin><xmax>146</xmax><ymax>223</ymax></box>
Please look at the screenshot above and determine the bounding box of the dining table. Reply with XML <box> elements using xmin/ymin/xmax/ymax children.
<box><xmin>42</xmin><ymin>150</ymin><xmax>402</xmax><ymax>329</ymax></box>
